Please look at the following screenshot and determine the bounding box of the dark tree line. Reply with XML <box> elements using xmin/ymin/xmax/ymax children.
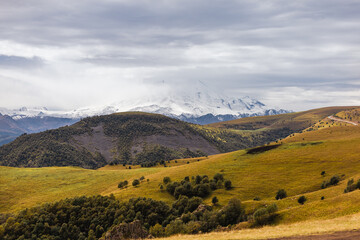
<box><xmin>164</xmin><ymin>173</ymin><xmax>232</xmax><ymax>199</ymax></box>
<box><xmin>0</xmin><ymin>194</ymin><xmax>253</xmax><ymax>240</ymax></box>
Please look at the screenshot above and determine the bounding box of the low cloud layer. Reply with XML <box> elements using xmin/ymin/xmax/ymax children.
<box><xmin>0</xmin><ymin>0</ymin><xmax>359</xmax><ymax>111</ymax></box>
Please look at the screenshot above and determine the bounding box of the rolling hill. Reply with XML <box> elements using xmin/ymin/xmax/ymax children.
<box><xmin>208</xmin><ymin>106</ymin><xmax>358</xmax><ymax>131</ymax></box>
<box><xmin>0</xmin><ymin>112</ymin><xmax>287</xmax><ymax>169</ymax></box>
<box><xmin>1</xmin><ymin>106</ymin><xmax>360</xmax><ymax>239</ymax></box>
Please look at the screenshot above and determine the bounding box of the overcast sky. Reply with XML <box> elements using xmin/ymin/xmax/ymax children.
<box><xmin>0</xmin><ymin>0</ymin><xmax>359</xmax><ymax>111</ymax></box>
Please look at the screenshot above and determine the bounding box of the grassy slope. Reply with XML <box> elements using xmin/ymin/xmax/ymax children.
<box><xmin>1</xmin><ymin>124</ymin><xmax>360</xmax><ymax>224</ymax></box>
<box><xmin>208</xmin><ymin>106</ymin><xmax>358</xmax><ymax>131</ymax></box>
<box><xmin>335</xmin><ymin>107</ymin><xmax>360</xmax><ymax>122</ymax></box>
<box><xmin>152</xmin><ymin>213</ymin><xmax>360</xmax><ymax>240</ymax></box>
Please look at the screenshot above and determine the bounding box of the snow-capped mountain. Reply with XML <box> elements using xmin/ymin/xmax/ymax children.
<box><xmin>0</xmin><ymin>81</ymin><xmax>289</xmax><ymax>123</ymax></box>
<box><xmin>0</xmin><ymin>81</ymin><xmax>290</xmax><ymax>145</ymax></box>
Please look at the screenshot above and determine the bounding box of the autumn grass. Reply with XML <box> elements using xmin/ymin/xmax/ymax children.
<box><xmin>1</xmin><ymin>124</ymin><xmax>360</xmax><ymax>235</ymax></box>
<box><xmin>0</xmin><ymin>166</ymin><xmax>160</xmax><ymax>213</ymax></box>
<box><xmin>209</xmin><ymin>106</ymin><xmax>358</xmax><ymax>131</ymax></box>
<box><xmin>151</xmin><ymin>213</ymin><xmax>360</xmax><ymax>240</ymax></box>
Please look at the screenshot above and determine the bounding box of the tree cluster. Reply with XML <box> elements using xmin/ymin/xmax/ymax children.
<box><xmin>321</xmin><ymin>175</ymin><xmax>341</xmax><ymax>189</ymax></box>
<box><xmin>0</xmin><ymin>194</ymin><xmax>250</xmax><ymax>240</ymax></box>
<box><xmin>136</xmin><ymin>145</ymin><xmax>206</xmax><ymax>167</ymax></box>
<box><xmin>164</xmin><ymin>174</ymin><xmax>232</xmax><ymax>199</ymax></box>
<box><xmin>344</xmin><ymin>178</ymin><xmax>360</xmax><ymax>193</ymax></box>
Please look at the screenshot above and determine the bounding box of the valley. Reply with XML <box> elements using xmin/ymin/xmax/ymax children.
<box><xmin>1</xmin><ymin>106</ymin><xmax>360</xmax><ymax>239</ymax></box>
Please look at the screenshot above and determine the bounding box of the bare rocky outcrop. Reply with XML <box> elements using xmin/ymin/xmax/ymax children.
<box><xmin>102</xmin><ymin>220</ymin><xmax>149</xmax><ymax>240</ymax></box>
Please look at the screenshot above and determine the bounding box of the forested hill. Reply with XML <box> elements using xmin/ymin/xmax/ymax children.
<box><xmin>1</xmin><ymin>108</ymin><xmax>348</xmax><ymax>170</ymax></box>
<box><xmin>0</xmin><ymin>112</ymin><xmax>271</xmax><ymax>169</ymax></box>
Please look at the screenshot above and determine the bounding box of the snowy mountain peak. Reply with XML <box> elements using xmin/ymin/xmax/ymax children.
<box><xmin>0</xmin><ymin>81</ymin><xmax>290</xmax><ymax>123</ymax></box>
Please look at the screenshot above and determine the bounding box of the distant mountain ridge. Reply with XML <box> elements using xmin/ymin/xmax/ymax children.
<box><xmin>0</xmin><ymin>81</ymin><xmax>290</xmax><ymax>145</ymax></box>
<box><xmin>0</xmin><ymin>81</ymin><xmax>289</xmax><ymax>122</ymax></box>
<box><xmin>0</xmin><ymin>113</ymin><xmax>77</xmax><ymax>145</ymax></box>
<box><xmin>0</xmin><ymin>112</ymin><xmax>277</xmax><ymax>169</ymax></box>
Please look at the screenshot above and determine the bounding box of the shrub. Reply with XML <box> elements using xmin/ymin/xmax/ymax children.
<box><xmin>118</xmin><ymin>180</ymin><xmax>128</xmax><ymax>188</ymax></box>
<box><xmin>184</xmin><ymin>221</ymin><xmax>202</xmax><ymax>234</ymax></box>
<box><xmin>212</xmin><ymin>196</ymin><xmax>219</xmax><ymax>205</ymax></box>
<box><xmin>165</xmin><ymin>219</ymin><xmax>185</xmax><ymax>236</ymax></box>
<box><xmin>140</xmin><ymin>176</ymin><xmax>145</xmax><ymax>181</ymax></box>
<box><xmin>253</xmin><ymin>207</ymin><xmax>268</xmax><ymax>225</ymax></box>
<box><xmin>298</xmin><ymin>196</ymin><xmax>307</xmax><ymax>205</ymax></box>
<box><xmin>213</xmin><ymin>173</ymin><xmax>224</xmax><ymax>182</ymax></box>
<box><xmin>322</xmin><ymin>175</ymin><xmax>342</xmax><ymax>189</ymax></box>
<box><xmin>344</xmin><ymin>178</ymin><xmax>360</xmax><ymax>193</ymax></box>
<box><xmin>163</xmin><ymin>176</ymin><xmax>171</xmax><ymax>185</ymax></box>
<box><xmin>321</xmin><ymin>196</ymin><xmax>325</xmax><ymax>200</ymax></box>
<box><xmin>132</xmin><ymin>179</ymin><xmax>140</xmax><ymax>187</ymax></box>
<box><xmin>321</xmin><ymin>180</ymin><xmax>329</xmax><ymax>189</ymax></box>
<box><xmin>275</xmin><ymin>189</ymin><xmax>287</xmax><ymax>200</ymax></box>
<box><xmin>321</xmin><ymin>171</ymin><xmax>326</xmax><ymax>176</ymax></box>
<box><xmin>267</xmin><ymin>203</ymin><xmax>278</xmax><ymax>214</ymax></box>
<box><xmin>224</xmin><ymin>180</ymin><xmax>232</xmax><ymax>190</ymax></box>
<box><xmin>149</xmin><ymin>223</ymin><xmax>165</xmax><ymax>237</ymax></box>
<box><xmin>253</xmin><ymin>203</ymin><xmax>278</xmax><ymax>225</ymax></box>
<box><xmin>330</xmin><ymin>175</ymin><xmax>340</xmax><ymax>185</ymax></box>
<box><xmin>217</xmin><ymin>198</ymin><xmax>245</xmax><ymax>226</ymax></box>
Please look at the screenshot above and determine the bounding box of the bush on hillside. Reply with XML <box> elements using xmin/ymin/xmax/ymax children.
<box><xmin>163</xmin><ymin>176</ymin><xmax>171</xmax><ymax>184</ymax></box>
<box><xmin>118</xmin><ymin>180</ymin><xmax>128</xmax><ymax>188</ymax></box>
<box><xmin>275</xmin><ymin>189</ymin><xmax>287</xmax><ymax>200</ymax></box>
<box><xmin>212</xmin><ymin>196</ymin><xmax>219</xmax><ymax>205</ymax></box>
<box><xmin>224</xmin><ymin>180</ymin><xmax>232</xmax><ymax>190</ymax></box>
<box><xmin>344</xmin><ymin>179</ymin><xmax>360</xmax><ymax>193</ymax></box>
<box><xmin>132</xmin><ymin>179</ymin><xmax>140</xmax><ymax>187</ymax></box>
<box><xmin>253</xmin><ymin>203</ymin><xmax>278</xmax><ymax>225</ymax></box>
<box><xmin>322</xmin><ymin>174</ymin><xmax>341</xmax><ymax>189</ymax></box>
<box><xmin>297</xmin><ymin>196</ymin><xmax>307</xmax><ymax>205</ymax></box>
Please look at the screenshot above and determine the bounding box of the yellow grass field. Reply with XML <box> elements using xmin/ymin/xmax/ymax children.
<box><xmin>152</xmin><ymin>212</ymin><xmax>360</xmax><ymax>240</ymax></box>
<box><xmin>1</xmin><ymin>111</ymin><xmax>360</xmax><ymax>239</ymax></box>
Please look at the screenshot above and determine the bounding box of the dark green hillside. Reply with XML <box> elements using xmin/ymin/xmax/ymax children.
<box><xmin>0</xmin><ymin>112</ymin><xmax>229</xmax><ymax>169</ymax></box>
<box><xmin>1</xmin><ymin>110</ymin><xmax>339</xmax><ymax>169</ymax></box>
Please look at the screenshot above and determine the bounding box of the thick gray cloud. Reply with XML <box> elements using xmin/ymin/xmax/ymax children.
<box><xmin>0</xmin><ymin>0</ymin><xmax>359</xmax><ymax>111</ymax></box>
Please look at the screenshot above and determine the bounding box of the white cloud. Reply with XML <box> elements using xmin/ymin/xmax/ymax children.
<box><xmin>0</xmin><ymin>0</ymin><xmax>359</xmax><ymax>111</ymax></box>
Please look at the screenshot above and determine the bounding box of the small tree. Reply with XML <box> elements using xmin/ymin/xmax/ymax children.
<box><xmin>330</xmin><ymin>175</ymin><xmax>340</xmax><ymax>185</ymax></box>
<box><xmin>224</xmin><ymin>180</ymin><xmax>232</xmax><ymax>190</ymax></box>
<box><xmin>132</xmin><ymin>179</ymin><xmax>140</xmax><ymax>187</ymax></box>
<box><xmin>298</xmin><ymin>196</ymin><xmax>307</xmax><ymax>205</ymax></box>
<box><xmin>212</xmin><ymin>196</ymin><xmax>219</xmax><ymax>205</ymax></box>
<box><xmin>213</xmin><ymin>173</ymin><xmax>224</xmax><ymax>182</ymax></box>
<box><xmin>253</xmin><ymin>203</ymin><xmax>278</xmax><ymax>225</ymax></box>
<box><xmin>149</xmin><ymin>223</ymin><xmax>165</xmax><ymax>237</ymax></box>
<box><xmin>163</xmin><ymin>176</ymin><xmax>171</xmax><ymax>185</ymax></box>
<box><xmin>275</xmin><ymin>189</ymin><xmax>287</xmax><ymax>200</ymax></box>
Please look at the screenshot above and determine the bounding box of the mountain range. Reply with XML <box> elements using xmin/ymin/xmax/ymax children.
<box><xmin>0</xmin><ymin>81</ymin><xmax>289</xmax><ymax>145</ymax></box>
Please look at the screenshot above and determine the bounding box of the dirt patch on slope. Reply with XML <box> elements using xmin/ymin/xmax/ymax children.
<box><xmin>71</xmin><ymin>124</ymin><xmax>117</xmax><ymax>163</ymax></box>
<box><xmin>131</xmin><ymin>131</ymin><xmax>220</xmax><ymax>156</ymax></box>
